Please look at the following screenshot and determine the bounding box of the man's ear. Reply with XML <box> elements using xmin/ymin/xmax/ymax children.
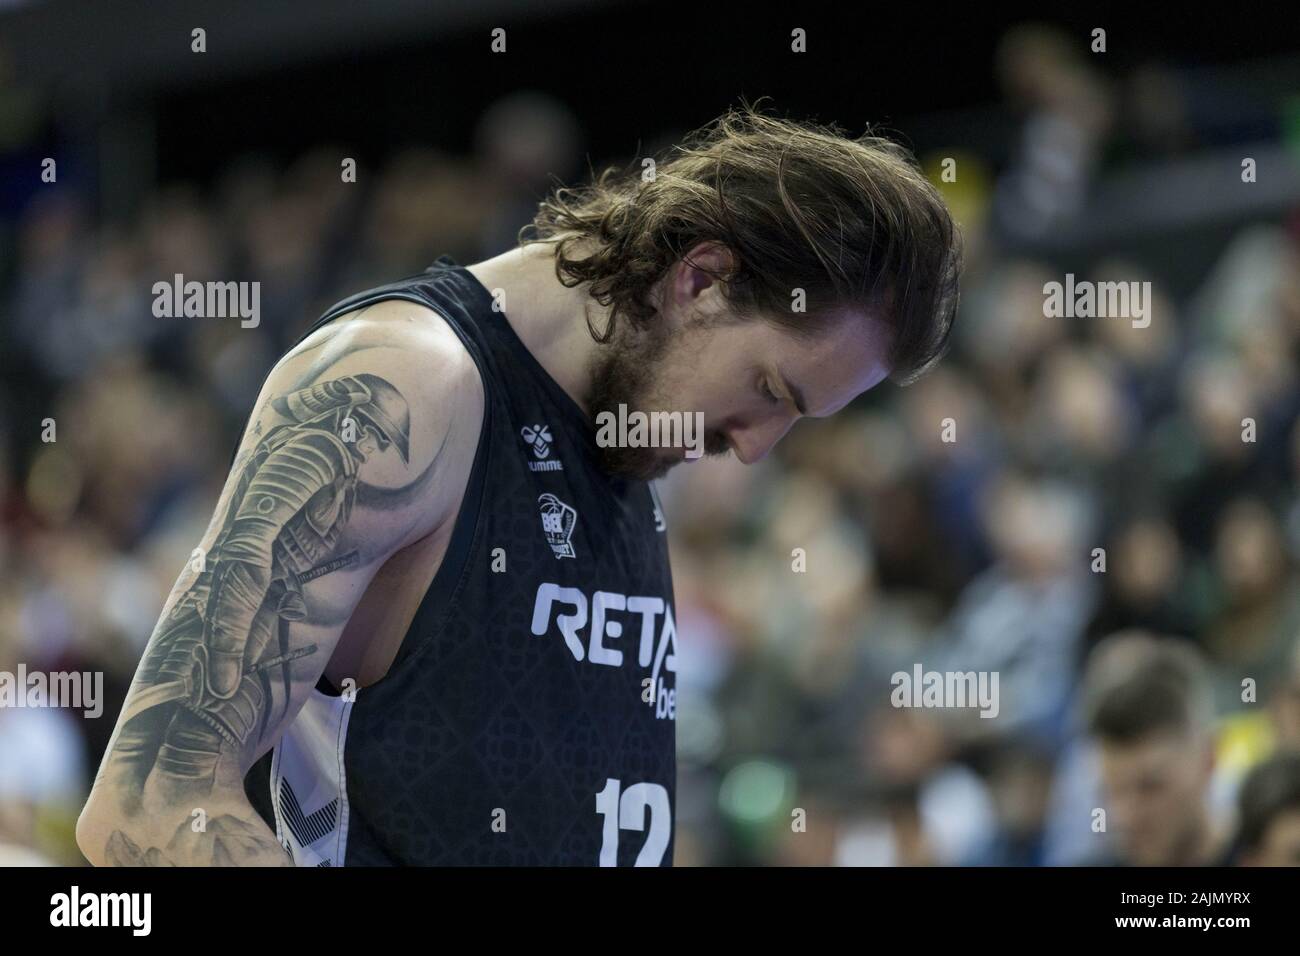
<box><xmin>671</xmin><ymin>242</ymin><xmax>736</xmax><ymax>318</ymax></box>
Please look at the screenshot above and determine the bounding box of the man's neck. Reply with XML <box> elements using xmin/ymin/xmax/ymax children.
<box><xmin>466</xmin><ymin>242</ymin><xmax>608</xmax><ymax>417</ymax></box>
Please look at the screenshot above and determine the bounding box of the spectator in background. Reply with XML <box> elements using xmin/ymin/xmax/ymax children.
<box><xmin>932</xmin><ymin>471</ymin><xmax>1098</xmax><ymax>749</ymax></box>
<box><xmin>474</xmin><ymin>91</ymin><xmax>582</xmax><ymax>257</ymax></box>
<box><xmin>1269</xmin><ymin>643</ymin><xmax>1300</xmax><ymax>753</ymax></box>
<box><xmin>1233</xmin><ymin>753</ymin><xmax>1300</xmax><ymax>866</ymax></box>
<box><xmin>991</xmin><ymin>23</ymin><xmax>1113</xmax><ymax>241</ymax></box>
<box><xmin>1081</xmin><ymin>631</ymin><xmax>1228</xmax><ymax>866</ymax></box>
<box><xmin>1204</xmin><ymin>497</ymin><xmax>1300</xmax><ymax>713</ymax></box>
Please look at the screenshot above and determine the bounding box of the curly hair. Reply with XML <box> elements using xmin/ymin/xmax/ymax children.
<box><xmin>522</xmin><ymin>103</ymin><xmax>962</xmax><ymax>385</ymax></box>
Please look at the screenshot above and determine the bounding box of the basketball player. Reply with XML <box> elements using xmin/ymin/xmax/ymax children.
<box><xmin>76</xmin><ymin>107</ymin><xmax>960</xmax><ymax>866</ymax></box>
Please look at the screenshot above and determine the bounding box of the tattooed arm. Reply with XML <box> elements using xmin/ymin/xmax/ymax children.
<box><xmin>76</xmin><ymin>302</ymin><xmax>484</xmax><ymax>866</ymax></box>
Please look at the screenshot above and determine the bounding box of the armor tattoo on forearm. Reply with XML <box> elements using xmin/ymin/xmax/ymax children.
<box><xmin>99</xmin><ymin>370</ymin><xmax>412</xmax><ymax>863</ymax></box>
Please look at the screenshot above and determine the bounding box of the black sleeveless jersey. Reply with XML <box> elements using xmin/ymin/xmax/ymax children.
<box><xmin>244</xmin><ymin>256</ymin><xmax>677</xmax><ymax>866</ymax></box>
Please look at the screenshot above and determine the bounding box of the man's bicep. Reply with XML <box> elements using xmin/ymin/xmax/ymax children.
<box><xmin>86</xmin><ymin>317</ymin><xmax>478</xmax><ymax>842</ymax></box>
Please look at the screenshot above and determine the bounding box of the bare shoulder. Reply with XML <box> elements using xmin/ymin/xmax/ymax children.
<box><xmin>281</xmin><ymin>298</ymin><xmax>484</xmax><ymax>414</ymax></box>
<box><xmin>245</xmin><ymin>298</ymin><xmax>486</xmax><ymax>543</ymax></box>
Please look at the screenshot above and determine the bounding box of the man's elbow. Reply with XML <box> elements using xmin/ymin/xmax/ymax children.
<box><xmin>76</xmin><ymin>793</ymin><xmax>121</xmax><ymax>866</ymax></box>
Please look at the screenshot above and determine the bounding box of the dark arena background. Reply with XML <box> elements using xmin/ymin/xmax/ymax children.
<box><xmin>1</xmin><ymin>0</ymin><xmax>1300</xmax><ymax>931</ymax></box>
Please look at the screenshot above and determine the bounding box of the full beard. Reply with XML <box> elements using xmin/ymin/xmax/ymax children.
<box><xmin>584</xmin><ymin>320</ymin><xmax>730</xmax><ymax>481</ymax></box>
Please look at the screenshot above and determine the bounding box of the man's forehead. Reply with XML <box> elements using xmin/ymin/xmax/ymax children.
<box><xmin>776</xmin><ymin>306</ymin><xmax>893</xmax><ymax>417</ymax></box>
<box><xmin>1102</xmin><ymin>731</ymin><xmax>1197</xmax><ymax>767</ymax></box>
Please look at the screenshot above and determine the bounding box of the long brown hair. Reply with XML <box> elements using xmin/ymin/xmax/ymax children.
<box><xmin>523</xmin><ymin>103</ymin><xmax>962</xmax><ymax>384</ymax></box>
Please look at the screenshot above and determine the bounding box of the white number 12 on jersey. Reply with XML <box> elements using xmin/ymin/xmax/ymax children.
<box><xmin>595</xmin><ymin>778</ymin><xmax>671</xmax><ymax>866</ymax></box>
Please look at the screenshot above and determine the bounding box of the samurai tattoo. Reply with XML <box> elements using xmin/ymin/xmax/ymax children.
<box><xmin>96</xmin><ymin>371</ymin><xmax>411</xmax><ymax>864</ymax></box>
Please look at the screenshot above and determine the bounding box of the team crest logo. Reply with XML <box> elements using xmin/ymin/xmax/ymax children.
<box><xmin>521</xmin><ymin>424</ymin><xmax>563</xmax><ymax>472</ymax></box>
<box><xmin>538</xmin><ymin>493</ymin><xmax>578</xmax><ymax>559</ymax></box>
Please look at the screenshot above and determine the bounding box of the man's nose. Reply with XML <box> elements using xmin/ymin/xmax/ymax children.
<box><xmin>727</xmin><ymin>414</ymin><xmax>797</xmax><ymax>465</ymax></box>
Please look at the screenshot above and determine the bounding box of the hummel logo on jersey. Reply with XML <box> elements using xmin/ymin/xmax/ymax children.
<box><xmin>539</xmin><ymin>493</ymin><xmax>578</xmax><ymax>558</ymax></box>
<box><xmin>522</xmin><ymin>423</ymin><xmax>563</xmax><ymax>472</ymax></box>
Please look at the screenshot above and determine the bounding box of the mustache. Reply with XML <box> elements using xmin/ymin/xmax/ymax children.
<box><xmin>703</xmin><ymin>429</ymin><xmax>731</xmax><ymax>456</ymax></box>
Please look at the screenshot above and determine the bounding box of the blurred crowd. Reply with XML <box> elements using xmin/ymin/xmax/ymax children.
<box><xmin>2</xmin><ymin>27</ymin><xmax>1299</xmax><ymax>866</ymax></box>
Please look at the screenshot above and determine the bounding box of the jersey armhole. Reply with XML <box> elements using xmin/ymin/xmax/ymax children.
<box><xmin>234</xmin><ymin>290</ymin><xmax>494</xmax><ymax>684</ymax></box>
<box><xmin>331</xmin><ymin>293</ymin><xmax>495</xmax><ymax>677</ymax></box>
